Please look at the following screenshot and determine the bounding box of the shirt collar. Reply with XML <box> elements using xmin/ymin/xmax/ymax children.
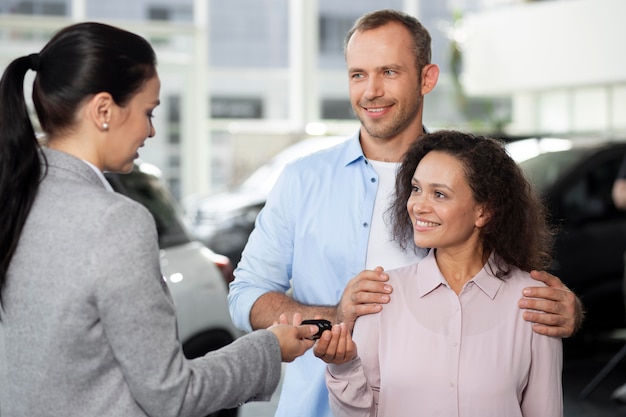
<box><xmin>343</xmin><ymin>125</ymin><xmax>430</xmax><ymax>168</ymax></box>
<box><xmin>341</xmin><ymin>130</ymin><xmax>367</xmax><ymax>167</ymax></box>
<box><xmin>417</xmin><ymin>249</ymin><xmax>503</xmax><ymax>300</ymax></box>
<box><xmin>471</xmin><ymin>263</ymin><xmax>504</xmax><ymax>299</ymax></box>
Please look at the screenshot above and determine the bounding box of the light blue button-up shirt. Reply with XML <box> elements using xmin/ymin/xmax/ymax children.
<box><xmin>228</xmin><ymin>131</ymin><xmax>424</xmax><ymax>417</ymax></box>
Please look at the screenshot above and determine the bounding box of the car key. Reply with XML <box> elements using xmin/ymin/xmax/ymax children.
<box><xmin>301</xmin><ymin>319</ymin><xmax>332</xmax><ymax>340</ymax></box>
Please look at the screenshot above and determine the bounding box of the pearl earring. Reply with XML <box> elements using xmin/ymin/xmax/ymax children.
<box><xmin>102</xmin><ymin>122</ymin><xmax>109</xmax><ymax>130</ymax></box>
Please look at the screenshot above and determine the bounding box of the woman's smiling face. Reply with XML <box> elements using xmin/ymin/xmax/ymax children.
<box><xmin>407</xmin><ymin>150</ymin><xmax>486</xmax><ymax>253</ymax></box>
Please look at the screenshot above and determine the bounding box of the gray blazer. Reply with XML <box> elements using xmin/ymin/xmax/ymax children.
<box><xmin>0</xmin><ymin>148</ymin><xmax>281</xmax><ymax>417</ymax></box>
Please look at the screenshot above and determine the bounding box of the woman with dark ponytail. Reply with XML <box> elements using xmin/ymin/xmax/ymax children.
<box><xmin>0</xmin><ymin>22</ymin><xmax>315</xmax><ymax>417</ymax></box>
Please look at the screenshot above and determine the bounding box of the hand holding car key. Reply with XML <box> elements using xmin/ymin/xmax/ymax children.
<box><xmin>301</xmin><ymin>319</ymin><xmax>332</xmax><ymax>340</ymax></box>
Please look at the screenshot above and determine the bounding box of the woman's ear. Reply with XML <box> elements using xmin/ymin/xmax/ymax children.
<box><xmin>88</xmin><ymin>92</ymin><xmax>114</xmax><ymax>132</ymax></box>
<box><xmin>475</xmin><ymin>205</ymin><xmax>492</xmax><ymax>228</ymax></box>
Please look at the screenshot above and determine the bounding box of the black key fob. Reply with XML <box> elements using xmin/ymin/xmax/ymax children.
<box><xmin>301</xmin><ymin>319</ymin><xmax>332</xmax><ymax>340</ymax></box>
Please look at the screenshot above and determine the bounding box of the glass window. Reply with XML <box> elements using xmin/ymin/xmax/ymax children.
<box><xmin>41</xmin><ymin>1</ymin><xmax>64</xmax><ymax>15</ymax></box>
<box><xmin>167</xmin><ymin>95</ymin><xmax>181</xmax><ymax>122</ymax></box>
<box><xmin>148</xmin><ymin>6</ymin><xmax>169</xmax><ymax>21</ymax></box>
<box><xmin>211</xmin><ymin>97</ymin><xmax>263</xmax><ymax>119</ymax></box>
<box><xmin>14</xmin><ymin>1</ymin><xmax>35</xmax><ymax>14</ymax></box>
<box><xmin>147</xmin><ymin>5</ymin><xmax>192</xmax><ymax>22</ymax></box>
<box><xmin>321</xmin><ymin>98</ymin><xmax>353</xmax><ymax>120</ymax></box>
<box><xmin>561</xmin><ymin>151</ymin><xmax>625</xmax><ymax>222</ymax></box>
<box><xmin>319</xmin><ymin>15</ymin><xmax>354</xmax><ymax>55</ymax></box>
<box><xmin>10</xmin><ymin>0</ymin><xmax>65</xmax><ymax>15</ymax></box>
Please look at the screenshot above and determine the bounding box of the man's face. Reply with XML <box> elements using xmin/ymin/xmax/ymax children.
<box><xmin>346</xmin><ymin>22</ymin><xmax>424</xmax><ymax>141</ymax></box>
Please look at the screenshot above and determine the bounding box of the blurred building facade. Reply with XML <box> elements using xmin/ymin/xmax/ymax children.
<box><xmin>0</xmin><ymin>0</ymin><xmax>622</xmax><ymax>199</ymax></box>
<box><xmin>460</xmin><ymin>0</ymin><xmax>626</xmax><ymax>139</ymax></box>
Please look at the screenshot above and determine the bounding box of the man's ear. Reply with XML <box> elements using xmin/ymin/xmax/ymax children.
<box><xmin>88</xmin><ymin>92</ymin><xmax>114</xmax><ymax>131</ymax></box>
<box><xmin>420</xmin><ymin>64</ymin><xmax>440</xmax><ymax>96</ymax></box>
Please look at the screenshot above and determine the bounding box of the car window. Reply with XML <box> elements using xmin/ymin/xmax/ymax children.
<box><xmin>105</xmin><ymin>169</ymin><xmax>192</xmax><ymax>249</ymax></box>
<box><xmin>518</xmin><ymin>148</ymin><xmax>588</xmax><ymax>191</ymax></box>
<box><xmin>238</xmin><ymin>159</ymin><xmax>285</xmax><ymax>196</ymax></box>
<box><xmin>237</xmin><ymin>136</ymin><xmax>349</xmax><ymax>195</ymax></box>
<box><xmin>519</xmin><ymin>145</ymin><xmax>626</xmax><ymax>225</ymax></box>
<box><xmin>560</xmin><ymin>149</ymin><xmax>626</xmax><ymax>223</ymax></box>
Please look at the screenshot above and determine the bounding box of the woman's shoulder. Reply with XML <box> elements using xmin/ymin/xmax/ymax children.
<box><xmin>386</xmin><ymin>262</ymin><xmax>422</xmax><ymax>284</ymax></box>
<box><xmin>501</xmin><ymin>266</ymin><xmax>547</xmax><ymax>290</ymax></box>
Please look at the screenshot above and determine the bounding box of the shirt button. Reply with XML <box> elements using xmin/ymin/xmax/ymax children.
<box><xmin>363</xmin><ymin>222</ymin><xmax>369</xmax><ymax>228</ymax></box>
<box><xmin>370</xmin><ymin>177</ymin><xmax>376</xmax><ymax>183</ymax></box>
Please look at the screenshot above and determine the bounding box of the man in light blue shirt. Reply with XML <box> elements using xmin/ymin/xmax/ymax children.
<box><xmin>229</xmin><ymin>9</ymin><xmax>583</xmax><ymax>417</ymax></box>
<box><xmin>229</xmin><ymin>131</ymin><xmax>426</xmax><ymax>415</ymax></box>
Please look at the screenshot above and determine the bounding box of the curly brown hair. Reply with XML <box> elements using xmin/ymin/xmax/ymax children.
<box><xmin>389</xmin><ymin>130</ymin><xmax>555</xmax><ymax>276</ymax></box>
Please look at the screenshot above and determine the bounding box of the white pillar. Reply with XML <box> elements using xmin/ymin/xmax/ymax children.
<box><xmin>181</xmin><ymin>0</ymin><xmax>210</xmax><ymax>198</ymax></box>
<box><xmin>403</xmin><ymin>0</ymin><xmax>421</xmax><ymax>18</ymax></box>
<box><xmin>71</xmin><ymin>0</ymin><xmax>86</xmax><ymax>20</ymax></box>
<box><xmin>289</xmin><ymin>0</ymin><xmax>319</xmax><ymax>131</ymax></box>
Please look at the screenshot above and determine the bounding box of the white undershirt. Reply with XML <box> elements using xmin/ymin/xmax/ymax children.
<box><xmin>83</xmin><ymin>160</ymin><xmax>114</xmax><ymax>192</ymax></box>
<box><xmin>365</xmin><ymin>159</ymin><xmax>426</xmax><ymax>271</ymax></box>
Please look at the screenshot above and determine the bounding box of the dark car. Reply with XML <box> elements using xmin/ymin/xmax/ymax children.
<box><xmin>513</xmin><ymin>138</ymin><xmax>626</xmax><ymax>334</ymax></box>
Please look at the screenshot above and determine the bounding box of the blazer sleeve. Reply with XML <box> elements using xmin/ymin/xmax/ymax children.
<box><xmin>93</xmin><ymin>198</ymin><xmax>282</xmax><ymax>416</ymax></box>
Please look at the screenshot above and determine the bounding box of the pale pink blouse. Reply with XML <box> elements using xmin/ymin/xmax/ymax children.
<box><xmin>326</xmin><ymin>250</ymin><xmax>563</xmax><ymax>417</ymax></box>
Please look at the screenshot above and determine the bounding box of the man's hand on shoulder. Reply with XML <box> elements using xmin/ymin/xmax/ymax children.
<box><xmin>518</xmin><ymin>270</ymin><xmax>585</xmax><ymax>337</ymax></box>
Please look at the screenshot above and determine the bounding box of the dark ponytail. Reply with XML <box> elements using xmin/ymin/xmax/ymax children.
<box><xmin>0</xmin><ymin>55</ymin><xmax>43</xmax><ymax>299</ymax></box>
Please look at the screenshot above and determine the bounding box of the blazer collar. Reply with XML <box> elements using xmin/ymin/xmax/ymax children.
<box><xmin>41</xmin><ymin>147</ymin><xmax>108</xmax><ymax>190</ymax></box>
